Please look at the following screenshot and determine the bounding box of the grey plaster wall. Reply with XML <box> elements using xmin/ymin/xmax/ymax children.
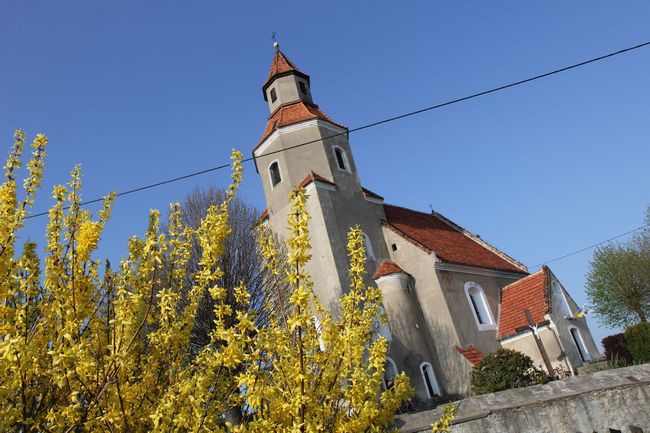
<box><xmin>380</xmin><ymin>224</ymin><xmax>528</xmax><ymax>398</ymax></box>
<box><xmin>265</xmin><ymin>74</ymin><xmax>312</xmax><ymax>112</ymax></box>
<box><xmin>501</xmin><ymin>326</ymin><xmax>568</xmax><ymax>374</ymax></box>
<box><xmin>394</xmin><ymin>364</ymin><xmax>650</xmax><ymax>433</ymax></box>
<box><xmin>434</xmin><ymin>270</ymin><xmax>517</xmax><ymax>357</ymax></box>
<box><xmin>376</xmin><ymin>272</ymin><xmax>439</xmax><ymax>402</ymax></box>
<box><xmin>548</xmin><ymin>274</ymin><xmax>600</xmax><ymax>370</ymax></box>
<box><xmin>381</xmin><ymin>227</ymin><xmax>463</xmax><ymax>397</ymax></box>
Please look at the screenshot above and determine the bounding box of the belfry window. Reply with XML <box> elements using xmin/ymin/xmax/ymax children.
<box><xmin>333</xmin><ymin>146</ymin><xmax>349</xmax><ymax>172</ymax></box>
<box><xmin>464</xmin><ymin>282</ymin><xmax>495</xmax><ymax>330</ymax></box>
<box><xmin>269</xmin><ymin>161</ymin><xmax>282</xmax><ymax>187</ymax></box>
<box><xmin>270</xmin><ymin>88</ymin><xmax>277</xmax><ymax>103</ymax></box>
<box><xmin>299</xmin><ymin>81</ymin><xmax>308</xmax><ymax>94</ymax></box>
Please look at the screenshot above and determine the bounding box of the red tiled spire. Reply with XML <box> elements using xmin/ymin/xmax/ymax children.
<box><xmin>267</xmin><ymin>49</ymin><xmax>301</xmax><ymax>81</ymax></box>
<box><xmin>256</xmin><ymin>47</ymin><xmax>346</xmax><ymax>153</ymax></box>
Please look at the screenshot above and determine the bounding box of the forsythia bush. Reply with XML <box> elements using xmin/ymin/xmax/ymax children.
<box><xmin>0</xmin><ymin>130</ymin><xmax>412</xmax><ymax>432</ymax></box>
<box><xmin>430</xmin><ymin>403</ymin><xmax>456</xmax><ymax>433</ymax></box>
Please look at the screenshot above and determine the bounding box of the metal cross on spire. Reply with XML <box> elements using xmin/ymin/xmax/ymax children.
<box><xmin>271</xmin><ymin>31</ymin><xmax>279</xmax><ymax>51</ymax></box>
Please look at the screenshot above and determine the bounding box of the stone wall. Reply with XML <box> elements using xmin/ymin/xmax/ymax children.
<box><xmin>394</xmin><ymin>364</ymin><xmax>650</xmax><ymax>433</ymax></box>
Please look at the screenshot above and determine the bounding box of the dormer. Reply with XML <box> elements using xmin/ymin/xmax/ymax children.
<box><xmin>263</xmin><ymin>44</ymin><xmax>313</xmax><ymax>113</ymax></box>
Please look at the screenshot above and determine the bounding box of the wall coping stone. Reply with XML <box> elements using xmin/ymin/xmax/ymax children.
<box><xmin>393</xmin><ymin>364</ymin><xmax>650</xmax><ymax>433</ymax></box>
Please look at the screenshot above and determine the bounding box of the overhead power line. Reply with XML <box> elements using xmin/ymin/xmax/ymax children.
<box><xmin>24</xmin><ymin>39</ymin><xmax>650</xmax><ymax>221</ymax></box>
<box><xmin>528</xmin><ymin>223</ymin><xmax>650</xmax><ymax>270</ymax></box>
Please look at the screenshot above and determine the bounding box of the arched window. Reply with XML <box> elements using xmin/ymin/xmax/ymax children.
<box><xmin>420</xmin><ymin>362</ymin><xmax>440</xmax><ymax>398</ymax></box>
<box><xmin>362</xmin><ymin>232</ymin><xmax>375</xmax><ymax>260</ymax></box>
<box><xmin>464</xmin><ymin>282</ymin><xmax>495</xmax><ymax>330</ymax></box>
<box><xmin>383</xmin><ymin>357</ymin><xmax>398</xmax><ymax>390</ymax></box>
<box><xmin>333</xmin><ymin>146</ymin><xmax>350</xmax><ymax>172</ymax></box>
<box><xmin>569</xmin><ymin>326</ymin><xmax>591</xmax><ymax>362</ymax></box>
<box><xmin>268</xmin><ymin>161</ymin><xmax>282</xmax><ymax>187</ymax></box>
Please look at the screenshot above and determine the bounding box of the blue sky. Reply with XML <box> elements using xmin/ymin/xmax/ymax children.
<box><xmin>1</xmin><ymin>1</ymin><xmax>649</xmax><ymax>349</ymax></box>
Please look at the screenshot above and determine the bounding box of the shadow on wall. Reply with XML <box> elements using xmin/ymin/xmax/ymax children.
<box><xmin>388</xmin><ymin>306</ymin><xmax>470</xmax><ymax>402</ymax></box>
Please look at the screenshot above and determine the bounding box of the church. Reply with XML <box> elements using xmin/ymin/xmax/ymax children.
<box><xmin>253</xmin><ymin>45</ymin><xmax>600</xmax><ymax>404</ymax></box>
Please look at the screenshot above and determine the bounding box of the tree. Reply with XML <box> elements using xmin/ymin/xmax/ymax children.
<box><xmin>631</xmin><ymin>205</ymin><xmax>650</xmax><ymax>256</ymax></box>
<box><xmin>470</xmin><ymin>349</ymin><xmax>548</xmax><ymax>395</ymax></box>
<box><xmin>585</xmin><ymin>243</ymin><xmax>650</xmax><ymax>328</ymax></box>
<box><xmin>0</xmin><ymin>131</ymin><xmax>412</xmax><ymax>432</ymax></box>
<box><xmin>170</xmin><ymin>186</ymin><xmax>290</xmax><ymax>354</ymax></box>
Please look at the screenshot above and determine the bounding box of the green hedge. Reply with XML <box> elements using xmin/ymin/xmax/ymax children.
<box><xmin>625</xmin><ymin>322</ymin><xmax>650</xmax><ymax>364</ymax></box>
<box><xmin>471</xmin><ymin>348</ymin><xmax>549</xmax><ymax>395</ymax></box>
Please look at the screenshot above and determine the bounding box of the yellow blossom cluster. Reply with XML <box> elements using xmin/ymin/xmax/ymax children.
<box><xmin>232</xmin><ymin>188</ymin><xmax>412</xmax><ymax>433</ymax></box>
<box><xmin>431</xmin><ymin>403</ymin><xmax>457</xmax><ymax>433</ymax></box>
<box><xmin>0</xmin><ymin>132</ymin><xmax>414</xmax><ymax>432</ymax></box>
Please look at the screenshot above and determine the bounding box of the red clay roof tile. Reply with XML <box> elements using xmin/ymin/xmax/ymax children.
<box><xmin>298</xmin><ymin>172</ymin><xmax>335</xmax><ymax>189</ymax></box>
<box><xmin>255</xmin><ymin>101</ymin><xmax>347</xmax><ymax>151</ymax></box>
<box><xmin>383</xmin><ymin>204</ymin><xmax>527</xmax><ymax>274</ymax></box>
<box><xmin>373</xmin><ymin>261</ymin><xmax>406</xmax><ymax>279</ymax></box>
<box><xmin>267</xmin><ymin>50</ymin><xmax>301</xmax><ymax>81</ymax></box>
<box><xmin>455</xmin><ymin>345</ymin><xmax>484</xmax><ymax>365</ymax></box>
<box><xmin>497</xmin><ymin>266</ymin><xmax>551</xmax><ymax>339</ymax></box>
<box><xmin>256</xmin><ymin>208</ymin><xmax>269</xmax><ymax>225</ymax></box>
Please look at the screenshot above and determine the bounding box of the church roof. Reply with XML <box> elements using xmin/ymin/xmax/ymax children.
<box><xmin>455</xmin><ymin>345</ymin><xmax>485</xmax><ymax>365</ymax></box>
<box><xmin>255</xmin><ymin>101</ymin><xmax>347</xmax><ymax>151</ymax></box>
<box><xmin>373</xmin><ymin>261</ymin><xmax>406</xmax><ymax>279</ymax></box>
<box><xmin>497</xmin><ymin>266</ymin><xmax>551</xmax><ymax>339</ymax></box>
<box><xmin>383</xmin><ymin>204</ymin><xmax>527</xmax><ymax>274</ymax></box>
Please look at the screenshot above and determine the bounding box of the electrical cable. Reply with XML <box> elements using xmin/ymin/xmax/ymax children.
<box><xmin>527</xmin><ymin>223</ymin><xmax>650</xmax><ymax>269</ymax></box>
<box><xmin>22</xmin><ymin>40</ymin><xmax>650</xmax><ymax>225</ymax></box>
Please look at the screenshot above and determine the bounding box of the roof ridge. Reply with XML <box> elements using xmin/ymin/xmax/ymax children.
<box><xmin>384</xmin><ymin>203</ymin><xmax>528</xmax><ymax>273</ymax></box>
<box><xmin>501</xmin><ymin>267</ymin><xmax>546</xmax><ymax>291</ymax></box>
<box><xmin>428</xmin><ymin>208</ymin><xmax>528</xmax><ymax>273</ymax></box>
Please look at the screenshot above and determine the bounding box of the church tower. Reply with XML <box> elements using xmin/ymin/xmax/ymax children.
<box><xmin>253</xmin><ymin>44</ymin><xmax>389</xmax><ymax>310</ymax></box>
<box><xmin>253</xmin><ymin>45</ymin><xmax>441</xmax><ymax>403</ymax></box>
